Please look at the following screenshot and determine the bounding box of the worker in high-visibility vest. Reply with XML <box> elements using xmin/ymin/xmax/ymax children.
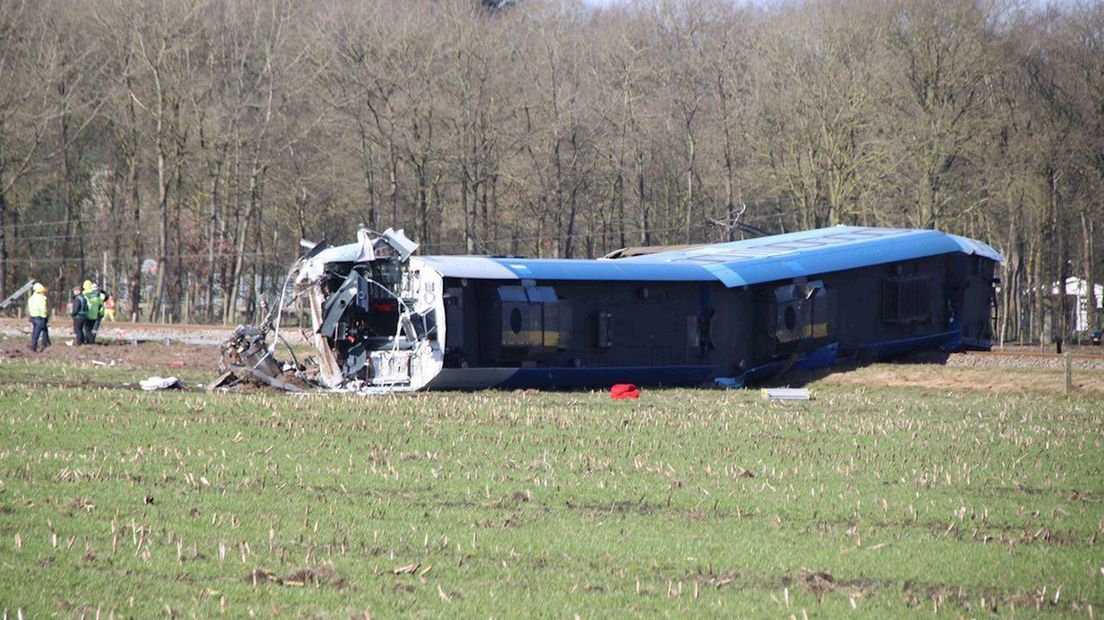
<box><xmin>86</xmin><ymin>282</ymin><xmax>109</xmax><ymax>340</ymax></box>
<box><xmin>27</xmin><ymin>282</ymin><xmax>51</xmax><ymax>352</ymax></box>
<box><xmin>70</xmin><ymin>286</ymin><xmax>88</xmax><ymax>346</ymax></box>
<box><xmin>81</xmin><ymin>280</ymin><xmax>105</xmax><ymax>345</ymax></box>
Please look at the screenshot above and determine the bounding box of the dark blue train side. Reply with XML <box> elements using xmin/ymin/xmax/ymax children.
<box><xmin>292</xmin><ymin>225</ymin><xmax>1001</xmax><ymax>391</ymax></box>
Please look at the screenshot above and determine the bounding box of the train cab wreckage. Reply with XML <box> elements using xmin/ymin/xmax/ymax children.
<box><xmin>215</xmin><ymin>225</ymin><xmax>1002</xmax><ymax>393</ymax></box>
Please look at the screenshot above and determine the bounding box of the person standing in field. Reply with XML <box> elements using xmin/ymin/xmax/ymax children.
<box><xmin>81</xmin><ymin>280</ymin><xmax>105</xmax><ymax>344</ymax></box>
<box><xmin>70</xmin><ymin>286</ymin><xmax>88</xmax><ymax>345</ymax></box>
<box><xmin>85</xmin><ymin>282</ymin><xmax>109</xmax><ymax>341</ymax></box>
<box><xmin>103</xmin><ymin>294</ymin><xmax>116</xmax><ymax>322</ymax></box>
<box><xmin>27</xmin><ymin>282</ymin><xmax>51</xmax><ymax>352</ymax></box>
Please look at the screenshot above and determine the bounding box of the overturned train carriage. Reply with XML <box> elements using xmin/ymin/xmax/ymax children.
<box><xmin>292</xmin><ymin>226</ymin><xmax>1001</xmax><ymax>391</ymax></box>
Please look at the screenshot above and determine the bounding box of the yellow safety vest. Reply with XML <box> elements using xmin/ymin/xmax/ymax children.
<box><xmin>28</xmin><ymin>292</ymin><xmax>48</xmax><ymax>318</ymax></box>
<box><xmin>84</xmin><ymin>291</ymin><xmax>104</xmax><ymax>320</ymax></box>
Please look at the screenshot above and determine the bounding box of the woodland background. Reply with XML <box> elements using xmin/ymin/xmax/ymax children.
<box><xmin>0</xmin><ymin>0</ymin><xmax>1101</xmax><ymax>341</ymax></box>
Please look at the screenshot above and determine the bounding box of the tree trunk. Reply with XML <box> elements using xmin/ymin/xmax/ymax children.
<box><xmin>1083</xmin><ymin>208</ymin><xmax>1098</xmax><ymax>332</ymax></box>
<box><xmin>637</xmin><ymin>151</ymin><xmax>649</xmax><ymax>246</ymax></box>
<box><xmin>57</xmin><ymin>106</ymin><xmax>83</xmax><ymax>286</ymax></box>
<box><xmin>564</xmin><ymin>185</ymin><xmax>578</xmax><ymax>259</ymax></box>
<box><xmin>0</xmin><ymin>156</ymin><xmax>7</xmax><ymax>298</ymax></box>
<box><xmin>415</xmin><ymin>161</ymin><xmax>429</xmax><ymax>245</ymax></box>
<box><xmin>225</xmin><ymin>164</ymin><xmax>262</xmax><ymax>325</ymax></box>
<box><xmin>1028</xmin><ymin>237</ymin><xmax>1037</xmax><ymax>341</ymax></box>
<box><xmin>461</xmin><ymin>174</ymin><xmax>473</xmax><ymax>253</ymax></box>
<box><xmin>171</xmin><ymin>102</ymin><xmax>186</xmax><ymax>322</ymax></box>
<box><xmin>146</xmin><ymin>83</ymin><xmax>170</xmax><ymax>322</ymax></box>
<box><xmin>388</xmin><ymin>143</ymin><xmax>398</xmax><ymax>227</ymax></box>
<box><xmin>205</xmin><ymin>151</ymin><xmax>224</xmax><ymax>323</ymax></box>
<box><xmin>684</xmin><ymin>117</ymin><xmax>695</xmax><ymax>243</ymax></box>
<box><xmin>357</xmin><ymin>121</ymin><xmax>376</xmax><ymax>233</ymax></box>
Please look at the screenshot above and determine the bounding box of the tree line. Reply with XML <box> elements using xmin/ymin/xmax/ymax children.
<box><xmin>0</xmin><ymin>0</ymin><xmax>1100</xmax><ymax>340</ymax></box>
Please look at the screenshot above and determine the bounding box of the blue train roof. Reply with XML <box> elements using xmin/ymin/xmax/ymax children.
<box><xmin>418</xmin><ymin>226</ymin><xmax>1002</xmax><ymax>288</ymax></box>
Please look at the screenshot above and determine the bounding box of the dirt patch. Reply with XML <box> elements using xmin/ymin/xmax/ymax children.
<box><xmin>800</xmin><ymin>569</ymin><xmax>836</xmax><ymax>595</ymax></box>
<box><xmin>244</xmin><ymin>568</ymin><xmax>281</xmax><ymax>586</ymax></box>
<box><xmin>284</xmin><ymin>562</ymin><xmax>341</xmax><ymax>586</ymax></box>
<box><xmin>0</xmin><ymin>317</ymin><xmax>239</xmax><ymax>345</ymax></box>
<box><xmin>0</xmin><ymin>335</ymin><xmax>219</xmax><ymax>374</ymax></box>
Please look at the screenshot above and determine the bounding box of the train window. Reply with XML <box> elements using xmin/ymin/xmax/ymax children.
<box><xmin>882</xmin><ymin>276</ymin><xmax>930</xmax><ymax>324</ymax></box>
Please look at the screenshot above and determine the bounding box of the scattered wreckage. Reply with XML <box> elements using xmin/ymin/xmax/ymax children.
<box><xmin>213</xmin><ymin>227</ymin><xmax>431</xmax><ymax>393</ymax></box>
<box><xmin>213</xmin><ymin>225</ymin><xmax>1002</xmax><ymax>393</ymax></box>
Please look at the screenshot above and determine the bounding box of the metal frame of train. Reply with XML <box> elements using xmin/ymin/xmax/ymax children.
<box><xmin>285</xmin><ymin>225</ymin><xmax>1002</xmax><ymax>392</ymax></box>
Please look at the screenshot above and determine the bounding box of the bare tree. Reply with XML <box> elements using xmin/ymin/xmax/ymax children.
<box><xmin>888</xmin><ymin>0</ymin><xmax>996</xmax><ymax>230</ymax></box>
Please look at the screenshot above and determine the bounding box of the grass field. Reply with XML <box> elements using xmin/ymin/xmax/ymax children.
<box><xmin>1</xmin><ymin>348</ymin><xmax>1103</xmax><ymax>618</ymax></box>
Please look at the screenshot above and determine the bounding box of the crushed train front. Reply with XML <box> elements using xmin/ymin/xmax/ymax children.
<box><xmin>294</xmin><ymin>229</ymin><xmax>446</xmax><ymax>391</ymax></box>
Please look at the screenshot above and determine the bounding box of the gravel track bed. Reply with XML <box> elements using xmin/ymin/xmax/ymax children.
<box><xmin>908</xmin><ymin>351</ymin><xmax>1104</xmax><ymax>371</ymax></box>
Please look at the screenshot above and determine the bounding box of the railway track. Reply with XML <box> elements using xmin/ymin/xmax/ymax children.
<box><xmin>964</xmin><ymin>348</ymin><xmax>1104</xmax><ymax>360</ymax></box>
<box><xmin>929</xmin><ymin>348</ymin><xmax>1104</xmax><ymax>371</ymax></box>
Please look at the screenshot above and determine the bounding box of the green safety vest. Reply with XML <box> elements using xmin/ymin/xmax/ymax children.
<box><xmin>28</xmin><ymin>293</ymin><xmax>48</xmax><ymax>318</ymax></box>
<box><xmin>84</xmin><ymin>291</ymin><xmax>104</xmax><ymax>320</ymax></box>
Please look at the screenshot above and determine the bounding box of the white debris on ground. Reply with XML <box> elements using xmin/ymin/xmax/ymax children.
<box><xmin>139</xmin><ymin>376</ymin><xmax>186</xmax><ymax>391</ymax></box>
<box><xmin>761</xmin><ymin>387</ymin><xmax>812</xmax><ymax>401</ymax></box>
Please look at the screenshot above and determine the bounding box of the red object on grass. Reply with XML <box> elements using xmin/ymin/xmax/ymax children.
<box><xmin>610</xmin><ymin>383</ymin><xmax>640</xmax><ymax>399</ymax></box>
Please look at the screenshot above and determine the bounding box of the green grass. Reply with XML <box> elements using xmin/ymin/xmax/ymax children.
<box><xmin>1</xmin><ymin>357</ymin><xmax>1102</xmax><ymax>618</ymax></box>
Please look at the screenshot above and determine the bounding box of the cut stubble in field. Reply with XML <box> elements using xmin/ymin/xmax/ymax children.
<box><xmin>0</xmin><ymin>337</ymin><xmax>1102</xmax><ymax>617</ymax></box>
